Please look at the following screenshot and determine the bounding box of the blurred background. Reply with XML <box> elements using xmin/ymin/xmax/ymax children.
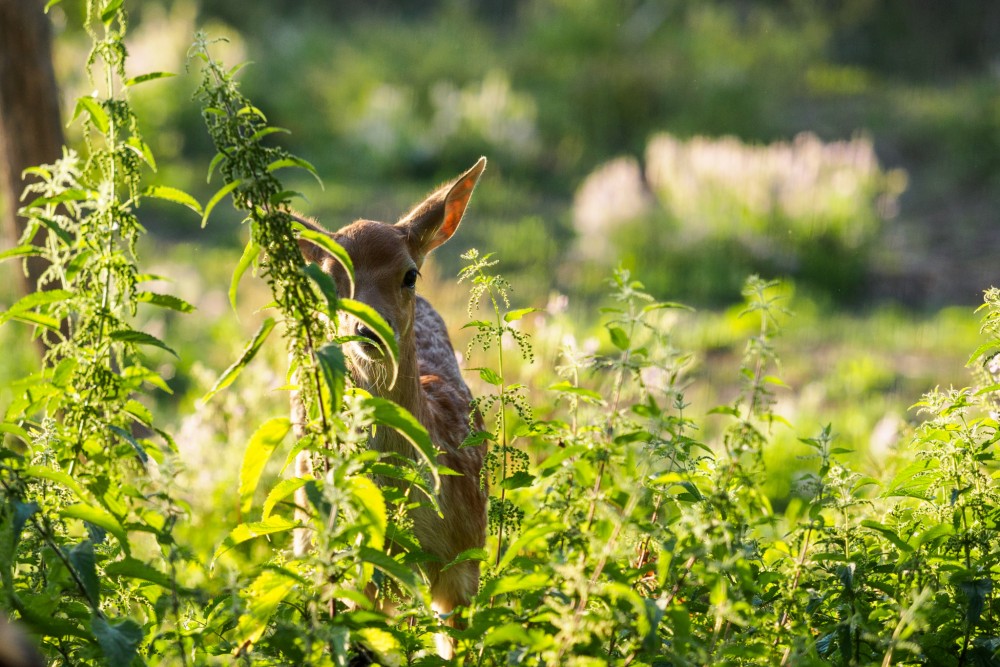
<box><xmin>2</xmin><ymin>0</ymin><xmax>1000</xmax><ymax>508</ymax></box>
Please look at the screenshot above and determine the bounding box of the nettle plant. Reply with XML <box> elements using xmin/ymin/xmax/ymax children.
<box><xmin>3</xmin><ymin>2</ymin><xmax>1000</xmax><ymax>665</ymax></box>
<box><xmin>0</xmin><ymin>2</ymin><xmax>200</xmax><ymax>665</ymax></box>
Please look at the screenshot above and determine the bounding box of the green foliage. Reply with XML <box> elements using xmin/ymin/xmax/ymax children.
<box><xmin>5</xmin><ymin>4</ymin><xmax>1000</xmax><ymax>665</ymax></box>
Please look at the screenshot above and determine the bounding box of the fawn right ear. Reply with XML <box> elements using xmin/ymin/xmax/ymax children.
<box><xmin>397</xmin><ymin>157</ymin><xmax>487</xmax><ymax>266</ymax></box>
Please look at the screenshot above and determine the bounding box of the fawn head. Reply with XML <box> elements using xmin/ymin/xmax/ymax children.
<box><xmin>298</xmin><ymin>157</ymin><xmax>486</xmax><ymax>383</ymax></box>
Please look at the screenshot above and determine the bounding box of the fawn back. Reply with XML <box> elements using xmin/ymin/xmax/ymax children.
<box><xmin>295</xmin><ymin>158</ymin><xmax>489</xmax><ymax>637</ymax></box>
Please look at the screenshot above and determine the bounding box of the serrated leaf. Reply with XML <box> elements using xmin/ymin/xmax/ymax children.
<box><xmin>608</xmin><ymin>325</ymin><xmax>630</xmax><ymax>350</ymax></box>
<box><xmin>229</xmin><ymin>238</ymin><xmax>260</xmax><ymax>313</ymax></box>
<box><xmin>103</xmin><ymin>558</ymin><xmax>176</xmax><ymax>589</ymax></box>
<box><xmin>144</xmin><ymin>185</ymin><xmax>202</xmax><ymax>215</ymax></box>
<box><xmin>261</xmin><ymin>477</ymin><xmax>312</xmax><ymax>519</ymax></box>
<box><xmin>124</xmin><ymin>71</ymin><xmax>175</xmax><ymax>87</ymax></box>
<box><xmin>499</xmin><ymin>471</ymin><xmax>534</xmax><ymax>490</ymax></box>
<box><xmin>0</xmin><ymin>244</ymin><xmax>43</xmax><ymax>262</ymax></box>
<box><xmin>100</xmin><ymin>0</ymin><xmax>125</xmax><ymax>23</ymax></box>
<box><xmin>441</xmin><ymin>547</ymin><xmax>488</xmax><ymax>573</ymax></box>
<box><xmin>202</xmin><ymin>317</ymin><xmax>275</xmax><ymax>404</ymax></box>
<box><xmin>358</xmin><ymin>546</ymin><xmax>422</xmax><ymax>597</ymax></box>
<box><xmin>239</xmin><ymin>418</ymin><xmax>292</xmax><ymax>515</ymax></box>
<box><xmin>202</xmin><ymin>179</ymin><xmax>242</xmax><ymax>228</ymax></box>
<box><xmin>135</xmin><ymin>291</ymin><xmax>195</xmax><ymax>313</ymax></box>
<box><xmin>91</xmin><ymin>616</ymin><xmax>142</xmax><ymax>667</ymax></box>
<box><xmin>249</xmin><ymin>126</ymin><xmax>290</xmax><ymax>142</ymax></box>
<box><xmin>1</xmin><ymin>289</ymin><xmax>72</xmax><ymax>324</ymax></box>
<box><xmin>861</xmin><ymin>520</ymin><xmax>912</xmax><ymax>553</ymax></box>
<box><xmin>303</xmin><ymin>262</ymin><xmax>339</xmax><ymax>313</ymax></box>
<box><xmin>206</xmin><ymin>152</ymin><xmax>225</xmax><ymax>184</ymax></box>
<box><xmin>212</xmin><ymin>517</ymin><xmax>297</xmax><ymax>564</ymax></box>
<box><xmin>316</xmin><ymin>343</ymin><xmax>346</xmax><ymax>411</ymax></box>
<box><xmin>362</xmin><ymin>396</ymin><xmax>439</xmax><ymax>494</ymax></box>
<box><xmin>109</xmin><ymin>328</ymin><xmax>177</xmax><ymax>357</ymax></box>
<box><xmin>23</xmin><ymin>466</ymin><xmax>88</xmax><ymax>500</ymax></box>
<box><xmin>266</xmin><ymin>156</ymin><xmax>323</xmax><ymax>188</ymax></box>
<box><xmin>348</xmin><ymin>477</ymin><xmax>387</xmax><ymax>551</ymax></box>
<box><xmin>548</xmin><ymin>380</ymin><xmax>604</xmax><ymax>403</ymax></box>
<box><xmin>109</xmin><ymin>425</ymin><xmax>148</xmax><ymax>464</ymax></box>
<box><xmin>68</xmin><ymin>541</ymin><xmax>100</xmax><ymax>605</ymax></box>
<box><xmin>0</xmin><ymin>422</ymin><xmax>31</xmax><ymax>445</ymax></box>
<box><xmin>125</xmin><ymin>137</ymin><xmax>157</xmax><ymax>171</ymax></box>
<box><xmin>478</xmin><ymin>367</ymin><xmax>503</xmax><ymax>386</ymax></box>
<box><xmin>339</xmin><ymin>299</ymin><xmax>399</xmax><ymax>387</ymax></box>
<box><xmin>61</xmin><ymin>504</ymin><xmax>127</xmax><ymax>549</ymax></box>
<box><xmin>73</xmin><ymin>96</ymin><xmax>108</xmax><ymax>133</ymax></box>
<box><xmin>503</xmin><ymin>307</ymin><xmax>539</xmax><ymax>323</ymax></box>
<box><xmin>235</xmin><ymin>569</ymin><xmax>298</xmax><ymax>649</ymax></box>
<box><xmin>294</xmin><ymin>225</ymin><xmax>354</xmax><ymax>295</ymax></box>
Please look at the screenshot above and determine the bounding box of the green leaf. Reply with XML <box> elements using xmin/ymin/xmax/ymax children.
<box><xmin>0</xmin><ymin>244</ymin><xmax>43</xmax><ymax>262</ymax></box>
<box><xmin>235</xmin><ymin>569</ymin><xmax>299</xmax><ymax>648</ymax></box>
<box><xmin>608</xmin><ymin>325</ymin><xmax>630</xmax><ymax>351</ymax></box>
<box><xmin>294</xmin><ymin>225</ymin><xmax>354</xmax><ymax>295</ymax></box>
<box><xmin>348</xmin><ymin>476</ymin><xmax>387</xmax><ymax>551</ymax></box>
<box><xmin>316</xmin><ymin>343</ymin><xmax>347</xmax><ymax>411</ymax></box>
<box><xmin>72</xmin><ymin>96</ymin><xmax>109</xmax><ymax>133</ymax></box>
<box><xmin>91</xmin><ymin>616</ymin><xmax>142</xmax><ymax>667</ymax></box>
<box><xmin>358</xmin><ymin>546</ymin><xmax>422</xmax><ymax>597</ymax></box>
<box><xmin>23</xmin><ymin>465</ymin><xmax>87</xmax><ymax>500</ymax></box>
<box><xmin>68</xmin><ymin>541</ymin><xmax>100</xmax><ymax>605</ymax></box>
<box><xmin>144</xmin><ymin>185</ymin><xmax>203</xmax><ymax>215</ymax></box>
<box><xmin>266</xmin><ymin>156</ymin><xmax>323</xmax><ymax>188</ymax></box>
<box><xmin>103</xmin><ymin>557</ymin><xmax>177</xmax><ymax>589</ymax></box>
<box><xmin>109</xmin><ymin>425</ymin><xmax>148</xmax><ymax>464</ymax></box>
<box><xmin>861</xmin><ymin>520</ymin><xmax>913</xmax><ymax>553</ymax></box>
<box><xmin>3</xmin><ymin>310</ymin><xmax>60</xmax><ymax>332</ymax></box>
<box><xmin>125</xmin><ymin>137</ymin><xmax>157</xmax><ymax>171</ymax></box>
<box><xmin>503</xmin><ymin>307</ymin><xmax>539</xmax><ymax>323</ymax></box>
<box><xmin>363</xmin><ymin>396</ymin><xmax>439</xmax><ymax>493</ymax></box>
<box><xmin>124</xmin><ymin>71</ymin><xmax>175</xmax><ymax>87</ymax></box>
<box><xmin>135</xmin><ymin>291</ymin><xmax>195</xmax><ymax>313</ymax></box>
<box><xmin>109</xmin><ymin>328</ymin><xmax>177</xmax><ymax>357</ymax></box>
<box><xmin>499</xmin><ymin>471</ymin><xmax>535</xmax><ymax>490</ymax></box>
<box><xmin>249</xmin><ymin>126</ymin><xmax>290</xmax><ymax>142</ymax></box>
<box><xmin>968</xmin><ymin>341</ymin><xmax>1000</xmax><ymax>366</ymax></box>
<box><xmin>201</xmin><ymin>317</ymin><xmax>276</xmax><ymax>403</ymax></box>
<box><xmin>441</xmin><ymin>547</ymin><xmax>488</xmax><ymax>573</ymax></box>
<box><xmin>206</xmin><ymin>152</ymin><xmax>225</xmax><ymax>183</ymax></box>
<box><xmin>548</xmin><ymin>380</ymin><xmax>604</xmax><ymax>403</ymax></box>
<box><xmin>261</xmin><ymin>477</ymin><xmax>312</xmax><ymax>519</ymax></box>
<box><xmin>0</xmin><ymin>422</ymin><xmax>31</xmax><ymax>445</ymax></box>
<box><xmin>0</xmin><ymin>289</ymin><xmax>72</xmax><ymax>326</ymax></box>
<box><xmin>212</xmin><ymin>517</ymin><xmax>297</xmax><ymax>564</ymax></box>
<box><xmin>303</xmin><ymin>262</ymin><xmax>339</xmax><ymax>313</ymax></box>
<box><xmin>229</xmin><ymin>239</ymin><xmax>260</xmax><ymax>312</ymax></box>
<box><xmin>478</xmin><ymin>367</ymin><xmax>503</xmax><ymax>387</ymax></box>
<box><xmin>202</xmin><ymin>179</ymin><xmax>242</xmax><ymax>228</ymax></box>
<box><xmin>61</xmin><ymin>504</ymin><xmax>127</xmax><ymax>550</ymax></box>
<box><xmin>99</xmin><ymin>0</ymin><xmax>125</xmax><ymax>24</ymax></box>
<box><xmin>339</xmin><ymin>299</ymin><xmax>400</xmax><ymax>387</ymax></box>
<box><xmin>239</xmin><ymin>418</ymin><xmax>292</xmax><ymax>515</ymax></box>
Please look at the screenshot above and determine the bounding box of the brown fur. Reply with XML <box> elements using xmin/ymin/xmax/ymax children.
<box><xmin>294</xmin><ymin>158</ymin><xmax>489</xmax><ymax>655</ymax></box>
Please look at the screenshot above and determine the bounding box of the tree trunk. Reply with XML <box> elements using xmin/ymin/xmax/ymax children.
<box><xmin>0</xmin><ymin>0</ymin><xmax>64</xmax><ymax>297</ymax></box>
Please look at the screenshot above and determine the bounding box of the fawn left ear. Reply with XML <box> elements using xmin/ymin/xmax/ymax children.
<box><xmin>397</xmin><ymin>157</ymin><xmax>486</xmax><ymax>266</ymax></box>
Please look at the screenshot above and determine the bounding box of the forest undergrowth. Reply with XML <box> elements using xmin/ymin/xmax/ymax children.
<box><xmin>1</xmin><ymin>3</ymin><xmax>999</xmax><ymax>666</ymax></box>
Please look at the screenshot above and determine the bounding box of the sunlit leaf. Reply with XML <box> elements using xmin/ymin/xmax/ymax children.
<box><xmin>239</xmin><ymin>417</ymin><xmax>292</xmax><ymax>514</ymax></box>
<box><xmin>202</xmin><ymin>317</ymin><xmax>275</xmax><ymax>403</ymax></box>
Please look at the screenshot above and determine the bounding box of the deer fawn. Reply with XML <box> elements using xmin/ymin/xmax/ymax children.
<box><xmin>294</xmin><ymin>158</ymin><xmax>489</xmax><ymax>655</ymax></box>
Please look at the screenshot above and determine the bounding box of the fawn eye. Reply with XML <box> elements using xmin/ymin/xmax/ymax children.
<box><xmin>402</xmin><ymin>268</ymin><xmax>419</xmax><ymax>289</ymax></box>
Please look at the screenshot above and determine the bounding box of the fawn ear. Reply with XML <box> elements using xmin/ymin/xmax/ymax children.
<box><xmin>397</xmin><ymin>157</ymin><xmax>486</xmax><ymax>265</ymax></box>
